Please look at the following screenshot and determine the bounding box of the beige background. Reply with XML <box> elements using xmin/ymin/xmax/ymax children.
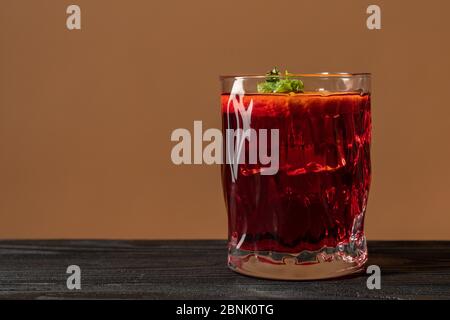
<box><xmin>1</xmin><ymin>0</ymin><xmax>449</xmax><ymax>239</ymax></box>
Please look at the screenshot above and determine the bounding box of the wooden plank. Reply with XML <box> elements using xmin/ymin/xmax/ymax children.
<box><xmin>0</xmin><ymin>240</ymin><xmax>449</xmax><ymax>299</ymax></box>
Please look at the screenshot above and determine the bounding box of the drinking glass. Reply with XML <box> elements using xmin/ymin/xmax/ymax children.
<box><xmin>220</xmin><ymin>73</ymin><xmax>371</xmax><ymax>280</ymax></box>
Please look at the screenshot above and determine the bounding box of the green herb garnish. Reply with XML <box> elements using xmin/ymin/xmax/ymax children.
<box><xmin>257</xmin><ymin>67</ymin><xmax>304</xmax><ymax>93</ymax></box>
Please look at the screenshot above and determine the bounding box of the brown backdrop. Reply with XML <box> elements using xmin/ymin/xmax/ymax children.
<box><xmin>1</xmin><ymin>0</ymin><xmax>450</xmax><ymax>239</ymax></box>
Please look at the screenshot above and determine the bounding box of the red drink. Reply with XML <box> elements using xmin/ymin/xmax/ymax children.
<box><xmin>221</xmin><ymin>89</ymin><xmax>371</xmax><ymax>279</ymax></box>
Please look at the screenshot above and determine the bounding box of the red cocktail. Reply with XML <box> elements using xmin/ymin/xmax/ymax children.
<box><xmin>221</xmin><ymin>71</ymin><xmax>371</xmax><ymax>279</ymax></box>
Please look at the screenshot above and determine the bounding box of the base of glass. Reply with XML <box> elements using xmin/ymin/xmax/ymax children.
<box><xmin>228</xmin><ymin>241</ymin><xmax>367</xmax><ymax>280</ymax></box>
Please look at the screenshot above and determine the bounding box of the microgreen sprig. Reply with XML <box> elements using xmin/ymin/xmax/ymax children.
<box><xmin>257</xmin><ymin>68</ymin><xmax>304</xmax><ymax>93</ymax></box>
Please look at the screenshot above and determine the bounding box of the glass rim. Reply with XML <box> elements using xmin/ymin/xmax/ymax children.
<box><xmin>220</xmin><ymin>72</ymin><xmax>371</xmax><ymax>80</ymax></box>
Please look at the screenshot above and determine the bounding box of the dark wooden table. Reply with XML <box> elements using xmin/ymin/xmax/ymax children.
<box><xmin>0</xmin><ymin>240</ymin><xmax>449</xmax><ymax>299</ymax></box>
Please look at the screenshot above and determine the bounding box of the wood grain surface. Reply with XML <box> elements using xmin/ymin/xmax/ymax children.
<box><xmin>0</xmin><ymin>240</ymin><xmax>449</xmax><ymax>299</ymax></box>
